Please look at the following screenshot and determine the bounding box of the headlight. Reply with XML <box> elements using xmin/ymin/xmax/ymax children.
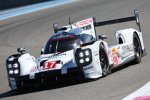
<box><xmin>9</xmin><ymin>70</ymin><xmax>13</xmax><ymax>74</ymax></box>
<box><xmin>85</xmin><ymin>58</ymin><xmax>90</xmax><ymax>62</ymax></box>
<box><xmin>75</xmin><ymin>48</ymin><xmax>92</xmax><ymax>66</ymax></box>
<box><xmin>13</xmin><ymin>63</ymin><xmax>18</xmax><ymax>68</ymax></box>
<box><xmin>14</xmin><ymin>69</ymin><xmax>19</xmax><ymax>74</ymax></box>
<box><xmin>79</xmin><ymin>59</ymin><xmax>84</xmax><ymax>64</ymax></box>
<box><xmin>79</xmin><ymin>52</ymin><xmax>84</xmax><ymax>57</ymax></box>
<box><xmin>6</xmin><ymin>55</ymin><xmax>21</xmax><ymax>77</ymax></box>
<box><xmin>6</xmin><ymin>62</ymin><xmax>20</xmax><ymax>77</ymax></box>
<box><xmin>85</xmin><ymin>50</ymin><xmax>90</xmax><ymax>56</ymax></box>
<box><xmin>8</xmin><ymin>64</ymin><xmax>12</xmax><ymax>68</ymax></box>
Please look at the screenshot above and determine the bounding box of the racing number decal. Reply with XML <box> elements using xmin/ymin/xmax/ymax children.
<box><xmin>42</xmin><ymin>61</ymin><xmax>57</xmax><ymax>70</ymax></box>
<box><xmin>111</xmin><ymin>48</ymin><xmax>118</xmax><ymax>66</ymax></box>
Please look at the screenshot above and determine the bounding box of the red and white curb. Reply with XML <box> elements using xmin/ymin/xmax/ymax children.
<box><xmin>123</xmin><ymin>82</ymin><xmax>150</xmax><ymax>100</ymax></box>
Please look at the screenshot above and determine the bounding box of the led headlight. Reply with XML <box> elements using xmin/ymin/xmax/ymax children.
<box><xmin>79</xmin><ymin>59</ymin><xmax>84</xmax><ymax>64</ymax></box>
<box><xmin>8</xmin><ymin>64</ymin><xmax>12</xmax><ymax>68</ymax></box>
<box><xmin>85</xmin><ymin>50</ymin><xmax>90</xmax><ymax>56</ymax></box>
<box><xmin>14</xmin><ymin>69</ymin><xmax>19</xmax><ymax>74</ymax></box>
<box><xmin>85</xmin><ymin>58</ymin><xmax>90</xmax><ymax>62</ymax></box>
<box><xmin>13</xmin><ymin>63</ymin><xmax>18</xmax><ymax>68</ymax></box>
<box><xmin>79</xmin><ymin>52</ymin><xmax>84</xmax><ymax>57</ymax></box>
<box><xmin>9</xmin><ymin>70</ymin><xmax>13</xmax><ymax>74</ymax></box>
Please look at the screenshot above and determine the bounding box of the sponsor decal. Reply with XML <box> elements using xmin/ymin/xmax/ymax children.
<box><xmin>42</xmin><ymin>53</ymin><xmax>66</xmax><ymax>59</ymax></box>
<box><xmin>121</xmin><ymin>44</ymin><xmax>133</xmax><ymax>55</ymax></box>
<box><xmin>74</xmin><ymin>17</ymin><xmax>96</xmax><ymax>39</ymax></box>
<box><xmin>75</xmin><ymin>18</ymin><xmax>93</xmax><ymax>27</ymax></box>
<box><xmin>49</xmin><ymin>53</ymin><xmax>66</xmax><ymax>58</ymax></box>
<box><xmin>111</xmin><ymin>48</ymin><xmax>117</xmax><ymax>54</ymax></box>
<box><xmin>111</xmin><ymin>48</ymin><xmax>118</xmax><ymax>66</ymax></box>
<box><xmin>81</xmin><ymin>25</ymin><xmax>92</xmax><ymax>30</ymax></box>
<box><xmin>112</xmin><ymin>54</ymin><xmax>118</xmax><ymax>66</ymax></box>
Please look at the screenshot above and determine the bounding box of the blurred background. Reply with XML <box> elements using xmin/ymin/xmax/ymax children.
<box><xmin>0</xmin><ymin>0</ymin><xmax>53</xmax><ymax>10</ymax></box>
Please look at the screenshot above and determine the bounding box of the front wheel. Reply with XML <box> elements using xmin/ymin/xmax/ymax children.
<box><xmin>99</xmin><ymin>45</ymin><xmax>111</xmax><ymax>76</ymax></box>
<box><xmin>133</xmin><ymin>34</ymin><xmax>142</xmax><ymax>64</ymax></box>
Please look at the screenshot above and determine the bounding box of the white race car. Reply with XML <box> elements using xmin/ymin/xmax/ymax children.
<box><xmin>6</xmin><ymin>10</ymin><xmax>146</xmax><ymax>90</ymax></box>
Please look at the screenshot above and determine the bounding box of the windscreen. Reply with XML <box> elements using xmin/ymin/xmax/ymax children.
<box><xmin>44</xmin><ymin>37</ymin><xmax>81</xmax><ymax>54</ymax></box>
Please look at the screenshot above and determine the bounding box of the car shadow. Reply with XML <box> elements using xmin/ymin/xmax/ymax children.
<box><xmin>0</xmin><ymin>79</ymin><xmax>94</xmax><ymax>99</ymax></box>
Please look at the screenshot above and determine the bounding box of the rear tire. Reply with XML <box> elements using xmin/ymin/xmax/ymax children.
<box><xmin>99</xmin><ymin>45</ymin><xmax>111</xmax><ymax>76</ymax></box>
<box><xmin>133</xmin><ymin>33</ymin><xmax>142</xmax><ymax>64</ymax></box>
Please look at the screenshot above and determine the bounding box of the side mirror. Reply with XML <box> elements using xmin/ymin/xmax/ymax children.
<box><xmin>98</xmin><ymin>34</ymin><xmax>108</xmax><ymax>40</ymax></box>
<box><xmin>17</xmin><ymin>48</ymin><xmax>26</xmax><ymax>54</ymax></box>
<box><xmin>53</xmin><ymin>23</ymin><xmax>59</xmax><ymax>33</ymax></box>
<box><xmin>41</xmin><ymin>48</ymin><xmax>44</xmax><ymax>55</ymax></box>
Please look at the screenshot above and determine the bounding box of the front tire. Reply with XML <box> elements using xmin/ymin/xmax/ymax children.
<box><xmin>133</xmin><ymin>34</ymin><xmax>142</xmax><ymax>64</ymax></box>
<box><xmin>99</xmin><ymin>45</ymin><xmax>111</xmax><ymax>76</ymax></box>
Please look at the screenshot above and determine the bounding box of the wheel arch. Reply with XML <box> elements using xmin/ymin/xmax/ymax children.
<box><xmin>116</xmin><ymin>29</ymin><xmax>145</xmax><ymax>50</ymax></box>
<box><xmin>99</xmin><ymin>41</ymin><xmax>113</xmax><ymax>66</ymax></box>
<box><xmin>133</xmin><ymin>31</ymin><xmax>145</xmax><ymax>52</ymax></box>
<box><xmin>99</xmin><ymin>41</ymin><xmax>112</xmax><ymax>76</ymax></box>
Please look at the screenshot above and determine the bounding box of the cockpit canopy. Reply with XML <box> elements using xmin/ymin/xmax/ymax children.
<box><xmin>43</xmin><ymin>31</ymin><xmax>95</xmax><ymax>54</ymax></box>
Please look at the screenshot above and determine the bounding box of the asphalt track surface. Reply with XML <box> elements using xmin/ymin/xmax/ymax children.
<box><xmin>0</xmin><ymin>0</ymin><xmax>150</xmax><ymax>100</ymax></box>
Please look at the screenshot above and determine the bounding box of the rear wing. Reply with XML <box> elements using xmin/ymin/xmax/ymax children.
<box><xmin>53</xmin><ymin>10</ymin><xmax>141</xmax><ymax>40</ymax></box>
<box><xmin>94</xmin><ymin>10</ymin><xmax>141</xmax><ymax>32</ymax></box>
<box><xmin>53</xmin><ymin>17</ymin><xmax>97</xmax><ymax>39</ymax></box>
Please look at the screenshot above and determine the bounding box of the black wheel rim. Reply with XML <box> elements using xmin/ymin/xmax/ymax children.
<box><xmin>100</xmin><ymin>50</ymin><xmax>108</xmax><ymax>73</ymax></box>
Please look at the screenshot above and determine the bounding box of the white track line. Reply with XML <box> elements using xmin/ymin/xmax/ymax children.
<box><xmin>0</xmin><ymin>0</ymin><xmax>77</xmax><ymax>21</ymax></box>
<box><xmin>123</xmin><ymin>81</ymin><xmax>150</xmax><ymax>100</ymax></box>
